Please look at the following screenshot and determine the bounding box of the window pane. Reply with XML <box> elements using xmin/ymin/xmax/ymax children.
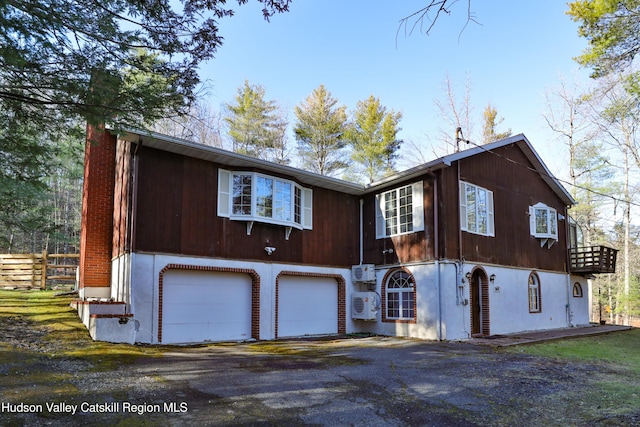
<box><xmin>529</xmin><ymin>274</ymin><xmax>540</xmax><ymax>312</ymax></box>
<box><xmin>401</xmin><ymin>291</ymin><xmax>415</xmax><ymax>318</ymax></box>
<box><xmin>256</xmin><ymin>176</ymin><xmax>273</xmax><ymax>218</ymax></box>
<box><xmin>274</xmin><ymin>181</ymin><xmax>292</xmax><ymax>221</ymax></box>
<box><xmin>535</xmin><ymin>208</ymin><xmax>548</xmax><ymax>234</ymax></box>
<box><xmin>294</xmin><ymin>186</ymin><xmax>302</xmax><ymax>224</ymax></box>
<box><xmin>466</xmin><ymin>185</ymin><xmax>477</xmax><ymax>232</ymax></box>
<box><xmin>387</xmin><ymin>292</ymin><xmax>399</xmax><ymax>318</ymax></box>
<box><xmin>385</xmin><ymin>191</ymin><xmax>398</xmax><ymax>236</ymax></box>
<box><xmin>477</xmin><ymin>188</ymin><xmax>487</xmax><ymax>234</ymax></box>
<box><xmin>386</xmin><ymin>271</ymin><xmax>415</xmax><ymax>320</ymax></box>
<box><xmin>550</xmin><ymin>211</ymin><xmax>557</xmax><ymax>236</ymax></box>
<box><xmin>399</xmin><ymin>185</ymin><xmax>413</xmax><ymax>233</ymax></box>
<box><xmin>232</xmin><ymin>174</ymin><xmax>252</xmax><ymax>215</ymax></box>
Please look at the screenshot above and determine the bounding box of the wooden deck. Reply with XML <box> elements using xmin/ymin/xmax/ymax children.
<box><xmin>570</xmin><ymin>246</ymin><xmax>618</xmax><ymax>275</ymax></box>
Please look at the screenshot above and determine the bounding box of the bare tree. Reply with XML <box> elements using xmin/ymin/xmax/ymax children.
<box><xmin>152</xmin><ymin>101</ymin><xmax>224</xmax><ymax>148</ymax></box>
<box><xmin>433</xmin><ymin>73</ymin><xmax>474</xmax><ymax>155</ymax></box>
<box><xmin>398</xmin><ymin>0</ymin><xmax>478</xmax><ymax>38</ymax></box>
<box><xmin>591</xmin><ymin>73</ymin><xmax>640</xmax><ymax>326</ymax></box>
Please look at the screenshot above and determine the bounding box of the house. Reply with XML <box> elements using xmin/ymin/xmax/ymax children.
<box><xmin>74</xmin><ymin>125</ymin><xmax>617</xmax><ymax>344</ymax></box>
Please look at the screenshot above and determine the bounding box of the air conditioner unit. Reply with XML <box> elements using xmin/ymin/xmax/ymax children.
<box><xmin>351</xmin><ymin>264</ymin><xmax>376</xmax><ymax>282</ymax></box>
<box><xmin>351</xmin><ymin>292</ymin><xmax>378</xmax><ymax>320</ymax></box>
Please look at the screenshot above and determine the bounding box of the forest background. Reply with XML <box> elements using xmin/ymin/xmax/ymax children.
<box><xmin>1</xmin><ymin>0</ymin><xmax>639</xmax><ymax>325</ymax></box>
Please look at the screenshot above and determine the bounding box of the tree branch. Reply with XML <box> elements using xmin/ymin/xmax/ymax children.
<box><xmin>397</xmin><ymin>0</ymin><xmax>478</xmax><ymax>43</ymax></box>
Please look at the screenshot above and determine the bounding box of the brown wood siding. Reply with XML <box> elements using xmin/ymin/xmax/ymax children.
<box><xmin>112</xmin><ymin>139</ymin><xmax>132</xmax><ymax>258</ymax></box>
<box><xmin>301</xmin><ymin>188</ymin><xmax>360</xmax><ymax>266</ymax></box>
<box><xmin>362</xmin><ymin>178</ymin><xmax>435</xmax><ymax>266</ymax></box>
<box><xmin>132</xmin><ymin>147</ymin><xmax>359</xmax><ymax>266</ymax></box>
<box><xmin>449</xmin><ymin>144</ymin><xmax>569</xmax><ymax>272</ymax></box>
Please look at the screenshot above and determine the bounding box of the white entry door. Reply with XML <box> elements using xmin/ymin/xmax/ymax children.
<box><xmin>162</xmin><ymin>270</ymin><xmax>252</xmax><ymax>344</ymax></box>
<box><xmin>278</xmin><ymin>276</ymin><xmax>338</xmax><ymax>337</ymax></box>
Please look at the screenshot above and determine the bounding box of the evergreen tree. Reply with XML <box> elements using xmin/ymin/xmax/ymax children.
<box><xmin>0</xmin><ymin>0</ymin><xmax>291</xmax><ymax>130</ymax></box>
<box><xmin>347</xmin><ymin>96</ymin><xmax>403</xmax><ymax>183</ymax></box>
<box><xmin>293</xmin><ymin>85</ymin><xmax>348</xmax><ymax>176</ymax></box>
<box><xmin>224</xmin><ymin>81</ymin><xmax>287</xmax><ymax>162</ymax></box>
<box><xmin>568</xmin><ymin>0</ymin><xmax>640</xmax><ymax>78</ymax></box>
<box><xmin>481</xmin><ymin>103</ymin><xmax>511</xmax><ymax>144</ymax></box>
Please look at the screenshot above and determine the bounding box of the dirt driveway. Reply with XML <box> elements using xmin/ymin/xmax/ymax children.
<box><xmin>4</xmin><ymin>330</ymin><xmax>638</xmax><ymax>427</ymax></box>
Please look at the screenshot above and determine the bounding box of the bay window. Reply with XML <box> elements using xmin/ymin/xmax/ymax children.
<box><xmin>218</xmin><ymin>170</ymin><xmax>312</xmax><ymax>230</ymax></box>
<box><xmin>529</xmin><ymin>203</ymin><xmax>558</xmax><ymax>247</ymax></box>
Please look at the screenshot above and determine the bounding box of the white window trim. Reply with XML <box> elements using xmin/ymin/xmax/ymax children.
<box><xmin>460</xmin><ymin>181</ymin><xmax>495</xmax><ymax>237</ymax></box>
<box><xmin>529</xmin><ymin>202</ymin><xmax>558</xmax><ymax>247</ymax></box>
<box><xmin>375</xmin><ymin>181</ymin><xmax>424</xmax><ymax>239</ymax></box>
<box><xmin>385</xmin><ymin>271</ymin><xmax>416</xmax><ymax>321</ymax></box>
<box><xmin>217</xmin><ymin>169</ymin><xmax>312</xmax><ymax>230</ymax></box>
<box><xmin>528</xmin><ymin>273</ymin><xmax>541</xmax><ymax>313</ymax></box>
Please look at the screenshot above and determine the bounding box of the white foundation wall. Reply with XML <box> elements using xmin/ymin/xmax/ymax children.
<box><xmin>111</xmin><ymin>253</ymin><xmax>132</xmax><ymax>304</ymax></box>
<box><xmin>350</xmin><ymin>262</ymin><xmax>472</xmax><ymax>341</ymax></box>
<box><xmin>351</xmin><ymin>263</ymin><xmax>454</xmax><ymax>341</ymax></box>
<box><xmin>570</xmin><ymin>275</ymin><xmax>591</xmax><ymax>326</ymax></box>
<box><xmin>463</xmin><ymin>264</ymin><xmax>587</xmax><ymax>336</ymax></box>
<box><xmin>482</xmin><ymin>267</ymin><xmax>568</xmax><ymax>335</ymax></box>
<box><xmin>126</xmin><ymin>253</ymin><xmax>354</xmax><ymax>344</ymax></box>
<box><xmin>112</xmin><ymin>254</ymin><xmax>590</xmax><ymax>344</ymax></box>
<box><xmin>350</xmin><ymin>262</ymin><xmax>588</xmax><ymax>341</ymax></box>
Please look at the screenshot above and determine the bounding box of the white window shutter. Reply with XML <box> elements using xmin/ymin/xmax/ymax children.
<box><xmin>375</xmin><ymin>193</ymin><xmax>385</xmax><ymax>239</ymax></box>
<box><xmin>217</xmin><ymin>169</ymin><xmax>230</xmax><ymax>217</ymax></box>
<box><xmin>302</xmin><ymin>188</ymin><xmax>313</xmax><ymax>229</ymax></box>
<box><xmin>487</xmin><ymin>189</ymin><xmax>495</xmax><ymax>237</ymax></box>
<box><xmin>459</xmin><ymin>182</ymin><xmax>468</xmax><ymax>231</ymax></box>
<box><xmin>529</xmin><ymin>206</ymin><xmax>536</xmax><ymax>236</ymax></box>
<box><xmin>550</xmin><ymin>208</ymin><xmax>558</xmax><ymax>239</ymax></box>
<box><xmin>412</xmin><ymin>181</ymin><xmax>424</xmax><ymax>232</ymax></box>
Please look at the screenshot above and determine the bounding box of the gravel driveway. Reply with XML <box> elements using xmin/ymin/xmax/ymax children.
<box><xmin>4</xmin><ymin>331</ymin><xmax>637</xmax><ymax>427</ymax></box>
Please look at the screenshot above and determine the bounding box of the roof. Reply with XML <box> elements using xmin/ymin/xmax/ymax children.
<box><xmin>118</xmin><ymin>129</ymin><xmax>575</xmax><ymax>205</ymax></box>
<box><xmin>118</xmin><ymin>129</ymin><xmax>364</xmax><ymax>195</ymax></box>
<box><xmin>366</xmin><ymin>133</ymin><xmax>576</xmax><ymax>206</ymax></box>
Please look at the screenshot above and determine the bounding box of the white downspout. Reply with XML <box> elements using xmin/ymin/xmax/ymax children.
<box><xmin>359</xmin><ymin>199</ymin><xmax>364</xmax><ymax>265</ymax></box>
<box><xmin>564</xmin><ymin>206</ymin><xmax>575</xmax><ymax>327</ymax></box>
<box><xmin>433</xmin><ymin>174</ymin><xmax>443</xmax><ymax>341</ymax></box>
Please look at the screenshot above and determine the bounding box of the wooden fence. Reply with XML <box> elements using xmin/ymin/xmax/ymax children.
<box><xmin>0</xmin><ymin>252</ymin><xmax>79</xmax><ymax>290</ymax></box>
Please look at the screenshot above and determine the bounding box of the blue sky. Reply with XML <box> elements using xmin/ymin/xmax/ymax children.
<box><xmin>202</xmin><ymin>0</ymin><xmax>591</xmax><ymax>177</ymax></box>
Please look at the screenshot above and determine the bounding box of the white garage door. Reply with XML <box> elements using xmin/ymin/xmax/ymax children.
<box><xmin>162</xmin><ymin>270</ymin><xmax>252</xmax><ymax>344</ymax></box>
<box><xmin>278</xmin><ymin>276</ymin><xmax>338</xmax><ymax>337</ymax></box>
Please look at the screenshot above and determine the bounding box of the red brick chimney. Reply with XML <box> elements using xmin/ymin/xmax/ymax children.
<box><xmin>79</xmin><ymin>124</ymin><xmax>116</xmax><ymax>298</ymax></box>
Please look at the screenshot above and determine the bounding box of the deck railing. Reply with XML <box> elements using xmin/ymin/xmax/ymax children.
<box><xmin>570</xmin><ymin>246</ymin><xmax>618</xmax><ymax>275</ymax></box>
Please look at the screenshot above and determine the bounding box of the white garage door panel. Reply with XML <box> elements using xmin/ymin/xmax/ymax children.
<box><xmin>162</xmin><ymin>270</ymin><xmax>252</xmax><ymax>344</ymax></box>
<box><xmin>279</xmin><ymin>276</ymin><xmax>338</xmax><ymax>337</ymax></box>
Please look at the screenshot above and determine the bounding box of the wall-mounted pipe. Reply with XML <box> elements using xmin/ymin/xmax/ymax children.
<box><xmin>359</xmin><ymin>199</ymin><xmax>364</xmax><ymax>265</ymax></box>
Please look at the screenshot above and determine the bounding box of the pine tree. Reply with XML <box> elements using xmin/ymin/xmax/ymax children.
<box><xmin>481</xmin><ymin>103</ymin><xmax>511</xmax><ymax>144</ymax></box>
<box><xmin>347</xmin><ymin>96</ymin><xmax>403</xmax><ymax>183</ymax></box>
<box><xmin>293</xmin><ymin>85</ymin><xmax>348</xmax><ymax>176</ymax></box>
<box><xmin>224</xmin><ymin>81</ymin><xmax>287</xmax><ymax>161</ymax></box>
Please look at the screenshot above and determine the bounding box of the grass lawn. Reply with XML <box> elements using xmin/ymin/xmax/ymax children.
<box><xmin>505</xmin><ymin>328</ymin><xmax>640</xmax><ymax>421</ymax></box>
<box><xmin>1</xmin><ymin>289</ymin><xmax>639</xmax><ymax>425</ymax></box>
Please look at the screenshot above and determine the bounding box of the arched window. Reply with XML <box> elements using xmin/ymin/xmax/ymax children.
<box><xmin>528</xmin><ymin>273</ymin><xmax>541</xmax><ymax>313</ymax></box>
<box><xmin>385</xmin><ymin>270</ymin><xmax>416</xmax><ymax>321</ymax></box>
<box><xmin>573</xmin><ymin>282</ymin><xmax>583</xmax><ymax>298</ymax></box>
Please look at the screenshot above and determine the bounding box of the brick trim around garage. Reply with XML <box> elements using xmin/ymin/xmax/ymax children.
<box><xmin>157</xmin><ymin>264</ymin><xmax>260</xmax><ymax>343</ymax></box>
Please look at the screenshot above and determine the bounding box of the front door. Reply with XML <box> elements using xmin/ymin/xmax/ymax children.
<box><xmin>471</xmin><ymin>270</ymin><xmax>489</xmax><ymax>336</ymax></box>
